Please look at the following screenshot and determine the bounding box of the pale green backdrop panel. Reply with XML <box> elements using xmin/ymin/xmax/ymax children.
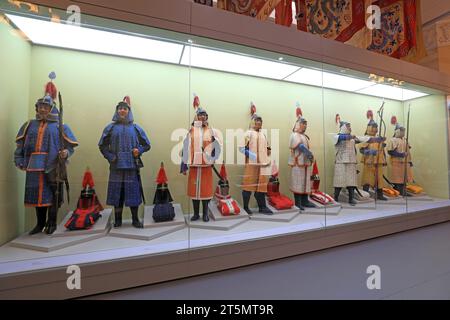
<box><xmin>407</xmin><ymin>94</ymin><xmax>449</xmax><ymax>199</ymax></box>
<box><xmin>0</xmin><ymin>20</ymin><xmax>30</xmax><ymax>244</ymax></box>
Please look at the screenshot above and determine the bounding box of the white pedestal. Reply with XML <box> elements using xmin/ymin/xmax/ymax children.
<box><xmin>187</xmin><ymin>216</ymin><xmax>249</xmax><ymax>231</ymax></box>
<box><xmin>10</xmin><ymin>232</ymin><xmax>107</xmax><ymax>252</ymax></box>
<box><xmin>407</xmin><ymin>193</ymin><xmax>433</xmax><ymax>201</ymax></box>
<box><xmin>250</xmin><ymin>202</ymin><xmax>300</xmax><ymax>222</ymax></box>
<box><xmin>109</xmin><ymin>221</ymin><xmax>185</xmax><ymax>241</ymax></box>
<box><xmin>302</xmin><ymin>206</ymin><xmax>342</xmax><ymax>215</ymax></box>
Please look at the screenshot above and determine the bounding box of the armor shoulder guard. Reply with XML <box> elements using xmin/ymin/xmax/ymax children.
<box><xmin>16</xmin><ymin>121</ymin><xmax>31</xmax><ymax>141</ymax></box>
<box><xmin>209</xmin><ymin>127</ymin><xmax>222</xmax><ymax>145</ymax></box>
<box><xmin>332</xmin><ymin>134</ymin><xmax>340</xmax><ymax>145</ymax></box>
<box><xmin>62</xmin><ymin>124</ymin><xmax>79</xmax><ymax>146</ymax></box>
<box><xmin>98</xmin><ymin>123</ymin><xmax>115</xmax><ymax>146</ymax></box>
<box><xmin>133</xmin><ymin>124</ymin><xmax>151</xmax><ymax>146</ymax></box>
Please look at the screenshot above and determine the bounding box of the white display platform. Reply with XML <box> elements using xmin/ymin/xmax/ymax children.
<box><xmin>109</xmin><ymin>221</ymin><xmax>186</xmax><ymax>241</ymax></box>
<box><xmin>407</xmin><ymin>193</ymin><xmax>433</xmax><ymax>201</ymax></box>
<box><xmin>368</xmin><ymin>190</ymin><xmax>403</xmax><ymax>202</ymax></box>
<box><xmin>250</xmin><ymin>202</ymin><xmax>300</xmax><ymax>222</ymax></box>
<box><xmin>379</xmin><ymin>197</ymin><xmax>407</xmax><ymax>206</ymax></box>
<box><xmin>383</xmin><ymin>195</ymin><xmax>404</xmax><ymax>201</ymax></box>
<box><xmin>187</xmin><ymin>215</ymin><xmax>249</xmax><ymax>230</ymax></box>
<box><xmin>143</xmin><ymin>203</ymin><xmax>186</xmax><ymax>228</ymax></box>
<box><xmin>208</xmin><ymin>200</ymin><xmax>250</xmax><ymax>221</ymax></box>
<box><xmin>52</xmin><ymin>209</ymin><xmax>112</xmax><ymax>237</ymax></box>
<box><xmin>9</xmin><ymin>231</ymin><xmax>107</xmax><ymax>252</ymax></box>
<box><xmin>250</xmin><ymin>210</ymin><xmax>300</xmax><ymax>222</ymax></box>
<box><xmin>1</xmin><ymin>198</ymin><xmax>449</xmax><ymax>287</ymax></box>
<box><xmin>310</xmin><ymin>197</ymin><xmax>342</xmax><ymax>209</ymax></box>
<box><xmin>340</xmin><ymin>202</ymin><xmax>376</xmax><ymax>210</ymax></box>
<box><xmin>302</xmin><ymin>206</ymin><xmax>342</xmax><ymax>215</ymax></box>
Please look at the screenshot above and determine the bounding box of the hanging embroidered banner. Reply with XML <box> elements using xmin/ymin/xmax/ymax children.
<box><xmin>217</xmin><ymin>0</ymin><xmax>282</xmax><ymax>21</ymax></box>
<box><xmin>282</xmin><ymin>0</ymin><xmax>425</xmax><ymax>61</ymax></box>
<box><xmin>295</xmin><ymin>0</ymin><xmax>366</xmax><ymax>42</ymax></box>
<box><xmin>367</xmin><ymin>0</ymin><xmax>420</xmax><ymax>59</ymax></box>
<box><xmin>217</xmin><ymin>0</ymin><xmax>424</xmax><ymax>61</ymax></box>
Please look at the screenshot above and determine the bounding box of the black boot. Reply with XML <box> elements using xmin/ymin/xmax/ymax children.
<box><xmin>29</xmin><ymin>207</ymin><xmax>47</xmax><ymax>235</ymax></box>
<box><xmin>44</xmin><ymin>180</ymin><xmax>61</xmax><ymax>235</ymax></box>
<box><xmin>294</xmin><ymin>194</ymin><xmax>304</xmax><ymax>211</ymax></box>
<box><xmin>242</xmin><ymin>191</ymin><xmax>253</xmax><ymax>215</ymax></box>
<box><xmin>113</xmin><ymin>207</ymin><xmax>123</xmax><ymax>228</ymax></box>
<box><xmin>44</xmin><ymin>206</ymin><xmax>58</xmax><ymax>235</ymax></box>
<box><xmin>395</xmin><ymin>184</ymin><xmax>407</xmax><ymax>196</ymax></box>
<box><xmin>347</xmin><ymin>187</ymin><xmax>357</xmax><ymax>206</ymax></box>
<box><xmin>131</xmin><ymin>206</ymin><xmax>143</xmax><ymax>228</ymax></box>
<box><xmin>377</xmin><ymin>189</ymin><xmax>388</xmax><ymax>201</ymax></box>
<box><xmin>334</xmin><ymin>187</ymin><xmax>342</xmax><ymax>202</ymax></box>
<box><xmin>202</xmin><ymin>200</ymin><xmax>210</xmax><ymax>222</ymax></box>
<box><xmin>363</xmin><ymin>184</ymin><xmax>370</xmax><ymax>192</ymax></box>
<box><xmin>301</xmin><ymin>194</ymin><xmax>315</xmax><ymax>208</ymax></box>
<box><xmin>393</xmin><ymin>183</ymin><xmax>400</xmax><ymax>193</ymax></box>
<box><xmin>255</xmin><ymin>192</ymin><xmax>273</xmax><ymax>215</ymax></box>
<box><xmin>191</xmin><ymin>200</ymin><xmax>200</xmax><ymax>221</ymax></box>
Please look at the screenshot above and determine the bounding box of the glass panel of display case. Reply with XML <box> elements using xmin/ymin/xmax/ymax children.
<box><xmin>321</xmin><ymin>65</ymin><xmax>449</xmax><ymax>226</ymax></box>
<box><xmin>0</xmin><ymin>0</ymin><xmax>449</xmax><ymax>279</ymax></box>
<box><xmin>401</xmin><ymin>89</ymin><xmax>449</xmax><ymax>213</ymax></box>
<box><xmin>186</xmin><ymin>37</ymin><xmax>327</xmax><ymax>250</ymax></box>
<box><xmin>0</xmin><ymin>3</ymin><xmax>192</xmax><ymax>273</ymax></box>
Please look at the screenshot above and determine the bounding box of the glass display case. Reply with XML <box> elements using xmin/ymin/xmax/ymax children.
<box><xmin>0</xmin><ymin>0</ymin><xmax>449</xmax><ymax>299</ymax></box>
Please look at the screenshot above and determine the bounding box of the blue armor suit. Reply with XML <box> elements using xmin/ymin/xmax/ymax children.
<box><xmin>98</xmin><ymin>98</ymin><xmax>151</xmax><ymax>228</ymax></box>
<box><xmin>15</xmin><ymin>95</ymin><xmax>78</xmax><ymax>235</ymax></box>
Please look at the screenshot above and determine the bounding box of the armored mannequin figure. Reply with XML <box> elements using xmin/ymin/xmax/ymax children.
<box><xmin>99</xmin><ymin>96</ymin><xmax>151</xmax><ymax>228</ymax></box>
<box><xmin>288</xmin><ymin>106</ymin><xmax>315</xmax><ymax>210</ymax></box>
<box><xmin>387</xmin><ymin>116</ymin><xmax>413</xmax><ymax>195</ymax></box>
<box><xmin>181</xmin><ymin>95</ymin><xmax>222</xmax><ymax>222</ymax></box>
<box><xmin>15</xmin><ymin>75</ymin><xmax>78</xmax><ymax>234</ymax></box>
<box><xmin>241</xmin><ymin>103</ymin><xmax>272</xmax><ymax>215</ymax></box>
<box><xmin>359</xmin><ymin>110</ymin><xmax>388</xmax><ymax>201</ymax></box>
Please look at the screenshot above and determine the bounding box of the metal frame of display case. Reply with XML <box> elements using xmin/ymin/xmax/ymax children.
<box><xmin>1</xmin><ymin>0</ymin><xmax>450</xmax><ymax>299</ymax></box>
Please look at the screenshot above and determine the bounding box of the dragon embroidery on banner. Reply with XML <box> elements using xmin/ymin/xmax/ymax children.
<box><xmin>219</xmin><ymin>0</ymin><xmax>282</xmax><ymax>20</ymax></box>
<box><xmin>218</xmin><ymin>0</ymin><xmax>422</xmax><ymax>60</ymax></box>
<box><xmin>306</xmin><ymin>0</ymin><xmax>353</xmax><ymax>39</ymax></box>
<box><xmin>368</xmin><ymin>2</ymin><xmax>405</xmax><ymax>56</ymax></box>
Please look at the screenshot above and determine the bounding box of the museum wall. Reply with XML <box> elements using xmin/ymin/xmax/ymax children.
<box><xmin>0</xmin><ymin>21</ymin><xmax>31</xmax><ymax>244</ymax></box>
